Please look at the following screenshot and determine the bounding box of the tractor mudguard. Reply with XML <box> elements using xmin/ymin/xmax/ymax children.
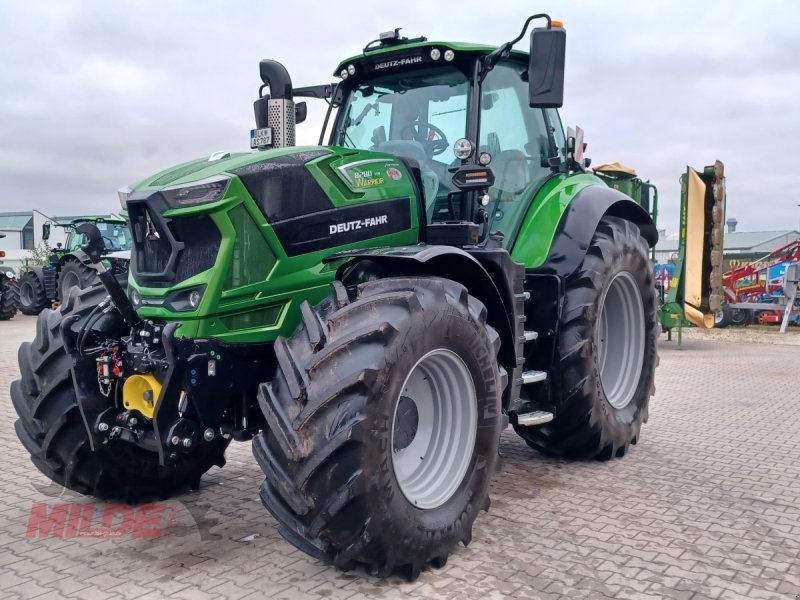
<box><xmin>57</xmin><ymin>250</ymin><xmax>93</xmax><ymax>268</ymax></box>
<box><xmin>328</xmin><ymin>245</ymin><xmax>522</xmax><ymax>408</ymax></box>
<box><xmin>531</xmin><ymin>185</ymin><xmax>657</xmax><ymax>278</ymax></box>
<box><xmin>24</xmin><ymin>265</ymin><xmax>45</xmax><ymax>280</ymax></box>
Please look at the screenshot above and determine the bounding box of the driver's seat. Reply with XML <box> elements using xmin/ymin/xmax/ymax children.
<box><xmin>376</xmin><ymin>140</ymin><xmax>439</xmax><ymax>216</ymax></box>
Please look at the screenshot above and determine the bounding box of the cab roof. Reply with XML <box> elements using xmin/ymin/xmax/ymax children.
<box><xmin>333</xmin><ymin>39</ymin><xmax>528</xmax><ymax>78</ymax></box>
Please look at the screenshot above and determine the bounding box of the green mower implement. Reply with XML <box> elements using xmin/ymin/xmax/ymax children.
<box><xmin>657</xmin><ymin>162</ymin><xmax>726</xmax><ymax>346</ymax></box>
<box><xmin>12</xmin><ymin>15</ymin><xmax>718</xmax><ymax>578</ymax></box>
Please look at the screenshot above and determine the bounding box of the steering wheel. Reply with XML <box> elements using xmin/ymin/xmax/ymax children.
<box><xmin>400</xmin><ymin>122</ymin><xmax>449</xmax><ymax>158</ymax></box>
<box><xmin>102</xmin><ymin>235</ymin><xmax>115</xmax><ymax>250</ymax></box>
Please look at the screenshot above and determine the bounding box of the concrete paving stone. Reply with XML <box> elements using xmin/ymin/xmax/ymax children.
<box><xmin>1</xmin><ymin>316</ymin><xmax>800</xmax><ymax>598</ymax></box>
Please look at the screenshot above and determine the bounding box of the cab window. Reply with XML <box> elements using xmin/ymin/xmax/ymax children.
<box><xmin>479</xmin><ymin>62</ymin><xmax>555</xmax><ymax>242</ymax></box>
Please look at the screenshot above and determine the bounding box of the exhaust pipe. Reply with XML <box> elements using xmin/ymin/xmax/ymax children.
<box><xmin>253</xmin><ymin>60</ymin><xmax>295</xmax><ymax>148</ymax></box>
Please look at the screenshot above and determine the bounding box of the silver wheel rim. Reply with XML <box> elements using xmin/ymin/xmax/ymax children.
<box><xmin>391</xmin><ymin>349</ymin><xmax>477</xmax><ymax>510</ymax></box>
<box><xmin>61</xmin><ymin>272</ymin><xmax>80</xmax><ymax>298</ymax></box>
<box><xmin>596</xmin><ymin>271</ymin><xmax>645</xmax><ymax>410</ymax></box>
<box><xmin>20</xmin><ymin>281</ymin><xmax>33</xmax><ymax>305</ymax></box>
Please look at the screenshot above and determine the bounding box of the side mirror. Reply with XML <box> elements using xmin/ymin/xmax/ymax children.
<box><xmin>295</xmin><ymin>101</ymin><xmax>307</xmax><ymax>124</ymax></box>
<box><xmin>75</xmin><ymin>222</ymin><xmax>106</xmax><ymax>264</ymax></box>
<box><xmin>528</xmin><ymin>26</ymin><xmax>566</xmax><ymax>108</ymax></box>
<box><xmin>42</xmin><ymin>222</ymin><xmax>51</xmax><ymax>241</ymax></box>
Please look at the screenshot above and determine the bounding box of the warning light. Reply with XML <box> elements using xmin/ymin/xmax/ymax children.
<box><xmin>551</xmin><ymin>20</ymin><xmax>564</xmax><ymax>28</ymax></box>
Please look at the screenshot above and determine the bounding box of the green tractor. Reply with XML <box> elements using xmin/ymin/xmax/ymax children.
<box><xmin>16</xmin><ymin>216</ymin><xmax>131</xmax><ymax>315</ymax></box>
<box><xmin>12</xmin><ymin>15</ymin><xmax>695</xmax><ymax>577</ymax></box>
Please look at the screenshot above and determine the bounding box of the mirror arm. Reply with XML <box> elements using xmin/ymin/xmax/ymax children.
<box><xmin>480</xmin><ymin>13</ymin><xmax>552</xmax><ymax>80</ymax></box>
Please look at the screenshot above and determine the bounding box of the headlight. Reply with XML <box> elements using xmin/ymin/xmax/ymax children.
<box><xmin>161</xmin><ymin>176</ymin><xmax>230</xmax><ymax>209</ymax></box>
<box><xmin>164</xmin><ymin>285</ymin><xmax>206</xmax><ymax>312</ymax></box>
<box><xmin>129</xmin><ymin>285</ymin><xmax>205</xmax><ymax>312</ymax></box>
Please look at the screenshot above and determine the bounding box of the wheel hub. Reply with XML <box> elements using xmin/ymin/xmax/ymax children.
<box><xmin>61</xmin><ymin>272</ymin><xmax>80</xmax><ymax>298</ymax></box>
<box><xmin>596</xmin><ymin>271</ymin><xmax>646</xmax><ymax>410</ymax></box>
<box><xmin>20</xmin><ymin>282</ymin><xmax>33</xmax><ymax>305</ymax></box>
<box><xmin>392</xmin><ymin>395</ymin><xmax>419</xmax><ymax>452</ymax></box>
<box><xmin>390</xmin><ymin>349</ymin><xmax>477</xmax><ymax>510</ymax></box>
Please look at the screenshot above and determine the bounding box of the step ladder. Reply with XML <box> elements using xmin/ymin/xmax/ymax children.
<box><xmin>514</xmin><ymin>326</ymin><xmax>554</xmax><ymax>427</ymax></box>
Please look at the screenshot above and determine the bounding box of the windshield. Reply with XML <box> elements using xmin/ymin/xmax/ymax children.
<box><xmin>68</xmin><ymin>222</ymin><xmax>132</xmax><ymax>252</ymax></box>
<box><xmin>334</xmin><ymin>66</ymin><xmax>469</xmax><ymax>221</ymax></box>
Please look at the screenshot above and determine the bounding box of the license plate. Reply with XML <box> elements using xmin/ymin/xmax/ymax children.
<box><xmin>250</xmin><ymin>127</ymin><xmax>273</xmax><ymax>148</ymax></box>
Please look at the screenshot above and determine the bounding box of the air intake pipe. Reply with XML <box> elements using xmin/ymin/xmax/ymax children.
<box><xmin>253</xmin><ymin>60</ymin><xmax>295</xmax><ymax>149</ymax></box>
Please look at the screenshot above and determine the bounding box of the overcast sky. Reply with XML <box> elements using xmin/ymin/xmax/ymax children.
<box><xmin>1</xmin><ymin>1</ymin><xmax>799</xmax><ymax>234</ymax></box>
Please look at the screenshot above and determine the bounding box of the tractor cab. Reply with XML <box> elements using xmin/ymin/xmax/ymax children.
<box><xmin>278</xmin><ymin>18</ymin><xmax>568</xmax><ymax>247</ymax></box>
<box><xmin>62</xmin><ymin>218</ymin><xmax>133</xmax><ymax>253</ymax></box>
<box><xmin>329</xmin><ymin>47</ymin><xmax>566</xmax><ymax>239</ymax></box>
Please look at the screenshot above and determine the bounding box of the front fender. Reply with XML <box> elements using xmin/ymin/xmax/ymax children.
<box><xmin>327</xmin><ymin>245</ymin><xmax>521</xmax><ymax>408</ymax></box>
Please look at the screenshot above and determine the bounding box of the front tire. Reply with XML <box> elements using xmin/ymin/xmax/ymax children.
<box><xmin>18</xmin><ymin>271</ymin><xmax>48</xmax><ymax>315</ymax></box>
<box><xmin>10</xmin><ymin>286</ymin><xmax>228</xmax><ymax>501</ymax></box>
<box><xmin>515</xmin><ymin>216</ymin><xmax>658</xmax><ymax>460</ymax></box>
<box><xmin>253</xmin><ymin>277</ymin><xmax>504</xmax><ymax>579</ymax></box>
<box><xmin>0</xmin><ymin>275</ymin><xmax>19</xmax><ymax>320</ymax></box>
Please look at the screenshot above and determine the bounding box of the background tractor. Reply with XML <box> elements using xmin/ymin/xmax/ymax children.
<box><xmin>11</xmin><ymin>15</ymin><xmax>720</xmax><ymax>578</ymax></box>
<box><xmin>0</xmin><ymin>234</ymin><xmax>20</xmax><ymax>320</ymax></box>
<box><xmin>16</xmin><ymin>216</ymin><xmax>130</xmax><ymax>315</ymax></box>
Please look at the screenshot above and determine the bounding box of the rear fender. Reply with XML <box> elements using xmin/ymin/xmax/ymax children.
<box><xmin>329</xmin><ymin>246</ymin><xmax>521</xmax><ymax>409</ymax></box>
<box><xmin>529</xmin><ymin>185</ymin><xmax>657</xmax><ymax>278</ymax></box>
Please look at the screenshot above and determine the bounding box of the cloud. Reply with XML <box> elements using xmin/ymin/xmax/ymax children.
<box><xmin>1</xmin><ymin>0</ymin><xmax>799</xmax><ymax>233</ymax></box>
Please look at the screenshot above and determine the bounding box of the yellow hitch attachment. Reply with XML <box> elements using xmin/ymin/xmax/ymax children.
<box><xmin>122</xmin><ymin>374</ymin><xmax>162</xmax><ymax>419</ymax></box>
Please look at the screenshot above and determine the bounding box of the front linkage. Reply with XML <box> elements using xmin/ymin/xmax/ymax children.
<box><xmin>64</xmin><ymin>229</ymin><xmax>270</xmax><ymax>464</ymax></box>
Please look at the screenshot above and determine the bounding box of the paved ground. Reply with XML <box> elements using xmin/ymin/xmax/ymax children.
<box><xmin>0</xmin><ymin>313</ymin><xmax>798</xmax><ymax>599</ymax></box>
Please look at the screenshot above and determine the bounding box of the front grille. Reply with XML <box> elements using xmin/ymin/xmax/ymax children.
<box><xmin>170</xmin><ymin>216</ymin><xmax>220</xmax><ymax>283</ymax></box>
<box><xmin>129</xmin><ymin>199</ymin><xmax>221</xmax><ymax>288</ymax></box>
<box><xmin>129</xmin><ymin>202</ymin><xmax>171</xmax><ymax>275</ymax></box>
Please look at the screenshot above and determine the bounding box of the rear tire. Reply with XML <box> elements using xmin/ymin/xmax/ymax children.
<box><xmin>515</xmin><ymin>216</ymin><xmax>658</xmax><ymax>460</ymax></box>
<box><xmin>57</xmin><ymin>257</ymin><xmax>98</xmax><ymax>301</ymax></box>
<box><xmin>0</xmin><ymin>275</ymin><xmax>19</xmax><ymax>320</ymax></box>
<box><xmin>18</xmin><ymin>271</ymin><xmax>48</xmax><ymax>315</ymax></box>
<box><xmin>10</xmin><ymin>285</ymin><xmax>229</xmax><ymax>501</ymax></box>
<box><xmin>253</xmin><ymin>277</ymin><xmax>504</xmax><ymax>579</ymax></box>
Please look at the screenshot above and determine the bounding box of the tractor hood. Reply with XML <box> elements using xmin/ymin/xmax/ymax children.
<box><xmin>123</xmin><ymin>144</ymin><xmax>423</xmax><ymax>343</ymax></box>
<box><xmin>128</xmin><ymin>146</ymin><xmax>332</xmax><ymax>193</ymax></box>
